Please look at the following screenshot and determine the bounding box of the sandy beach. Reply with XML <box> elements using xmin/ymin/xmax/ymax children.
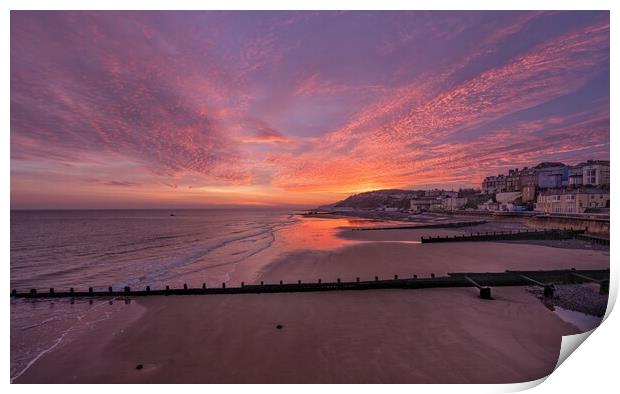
<box><xmin>13</xmin><ymin>220</ymin><xmax>609</xmax><ymax>384</ymax></box>
<box><xmin>257</xmin><ymin>227</ymin><xmax>609</xmax><ymax>283</ymax></box>
<box><xmin>15</xmin><ymin>286</ymin><xmax>578</xmax><ymax>384</ymax></box>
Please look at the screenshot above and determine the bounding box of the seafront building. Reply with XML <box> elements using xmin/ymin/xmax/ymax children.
<box><xmin>409</xmin><ymin>193</ymin><xmax>467</xmax><ymax>213</ymax></box>
<box><xmin>534</xmin><ymin>188</ymin><xmax>610</xmax><ymax>214</ymax></box>
<box><xmin>567</xmin><ymin>160</ymin><xmax>610</xmax><ymax>187</ymax></box>
<box><xmin>479</xmin><ymin>160</ymin><xmax>609</xmax><ymax>214</ymax></box>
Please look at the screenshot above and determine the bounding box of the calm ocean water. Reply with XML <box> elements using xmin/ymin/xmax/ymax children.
<box><xmin>11</xmin><ymin>209</ymin><xmax>300</xmax><ymax>291</ymax></box>
<box><xmin>10</xmin><ymin>209</ymin><xmax>302</xmax><ymax>380</ymax></box>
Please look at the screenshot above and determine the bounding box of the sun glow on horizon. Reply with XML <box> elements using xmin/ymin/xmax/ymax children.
<box><xmin>10</xmin><ymin>11</ymin><xmax>610</xmax><ymax>209</ymax></box>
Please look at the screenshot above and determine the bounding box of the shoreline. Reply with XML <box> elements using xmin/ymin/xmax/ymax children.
<box><xmin>12</xmin><ymin>216</ymin><xmax>610</xmax><ymax>383</ymax></box>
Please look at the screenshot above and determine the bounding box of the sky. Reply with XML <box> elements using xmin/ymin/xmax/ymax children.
<box><xmin>10</xmin><ymin>11</ymin><xmax>610</xmax><ymax>209</ymax></box>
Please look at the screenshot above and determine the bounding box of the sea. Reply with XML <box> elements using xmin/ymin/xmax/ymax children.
<box><xmin>10</xmin><ymin>208</ymin><xmax>384</xmax><ymax>381</ymax></box>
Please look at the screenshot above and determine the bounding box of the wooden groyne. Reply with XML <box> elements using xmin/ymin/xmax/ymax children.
<box><xmin>421</xmin><ymin>228</ymin><xmax>584</xmax><ymax>243</ymax></box>
<box><xmin>10</xmin><ymin>268</ymin><xmax>609</xmax><ymax>300</ymax></box>
<box><xmin>352</xmin><ymin>220</ymin><xmax>488</xmax><ymax>231</ymax></box>
<box><xmin>576</xmin><ymin>233</ymin><xmax>610</xmax><ymax>246</ymax></box>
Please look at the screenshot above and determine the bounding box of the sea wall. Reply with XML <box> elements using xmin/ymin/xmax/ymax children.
<box><xmin>527</xmin><ymin>215</ymin><xmax>609</xmax><ymax>235</ymax></box>
<box><xmin>449</xmin><ymin>211</ymin><xmax>610</xmax><ymax>236</ymax></box>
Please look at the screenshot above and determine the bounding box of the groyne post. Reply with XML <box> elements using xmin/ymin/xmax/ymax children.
<box><xmin>572</xmin><ymin>272</ymin><xmax>609</xmax><ymax>295</ymax></box>
<box><xmin>519</xmin><ymin>274</ymin><xmax>554</xmax><ymax>298</ymax></box>
<box><xmin>543</xmin><ymin>285</ymin><xmax>555</xmax><ymax>298</ymax></box>
<box><xmin>464</xmin><ymin>276</ymin><xmax>492</xmax><ymax>299</ymax></box>
<box><xmin>600</xmin><ymin>280</ymin><xmax>609</xmax><ymax>295</ymax></box>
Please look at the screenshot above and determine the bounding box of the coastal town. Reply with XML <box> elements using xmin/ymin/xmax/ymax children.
<box><xmin>10</xmin><ymin>9</ymin><xmax>611</xmax><ymax>386</ymax></box>
<box><xmin>327</xmin><ymin>159</ymin><xmax>610</xmax><ymax>217</ymax></box>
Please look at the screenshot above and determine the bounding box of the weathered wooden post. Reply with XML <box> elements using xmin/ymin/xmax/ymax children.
<box><xmin>480</xmin><ymin>287</ymin><xmax>492</xmax><ymax>299</ymax></box>
<box><xmin>241</xmin><ymin>282</ymin><xmax>245</xmax><ymax>288</ymax></box>
<box><xmin>394</xmin><ymin>275</ymin><xmax>398</xmax><ymax>280</ymax></box>
<box><xmin>108</xmin><ymin>286</ymin><xmax>113</xmax><ymax>294</ymax></box>
<box><xmin>30</xmin><ymin>288</ymin><xmax>37</xmax><ymax>295</ymax></box>
<box><xmin>298</xmin><ymin>280</ymin><xmax>301</xmax><ymax>285</ymax></box>
<box><xmin>431</xmin><ymin>273</ymin><xmax>435</xmax><ymax>278</ymax></box>
<box><xmin>146</xmin><ymin>286</ymin><xmax>151</xmax><ymax>292</ymax></box>
<box><xmin>600</xmin><ymin>280</ymin><xmax>609</xmax><ymax>295</ymax></box>
<box><xmin>413</xmin><ymin>275</ymin><xmax>418</xmax><ymax>279</ymax></box>
<box><xmin>124</xmin><ymin>286</ymin><xmax>130</xmax><ymax>294</ymax></box>
<box><xmin>70</xmin><ymin>287</ymin><xmax>74</xmax><ymax>295</ymax></box>
<box><xmin>222</xmin><ymin>283</ymin><xmax>226</xmax><ymax>289</ymax></box>
<box><xmin>183</xmin><ymin>283</ymin><xmax>188</xmax><ymax>290</ymax></box>
<box><xmin>202</xmin><ymin>283</ymin><xmax>207</xmax><ymax>289</ymax></box>
<box><xmin>318</xmin><ymin>278</ymin><xmax>322</xmax><ymax>284</ymax></box>
<box><xmin>165</xmin><ymin>285</ymin><xmax>170</xmax><ymax>296</ymax></box>
<box><xmin>89</xmin><ymin>287</ymin><xmax>93</xmax><ymax>295</ymax></box>
<box><xmin>260</xmin><ymin>281</ymin><xmax>264</xmax><ymax>286</ymax></box>
<box><xmin>356</xmin><ymin>277</ymin><xmax>360</xmax><ymax>283</ymax></box>
<box><xmin>543</xmin><ymin>285</ymin><xmax>554</xmax><ymax>298</ymax></box>
<box><xmin>375</xmin><ymin>276</ymin><xmax>379</xmax><ymax>281</ymax></box>
<box><xmin>337</xmin><ymin>278</ymin><xmax>341</xmax><ymax>284</ymax></box>
<box><xmin>49</xmin><ymin>288</ymin><xmax>54</xmax><ymax>295</ymax></box>
<box><xmin>11</xmin><ymin>289</ymin><xmax>16</xmax><ymax>296</ymax></box>
<box><xmin>279</xmin><ymin>280</ymin><xmax>283</xmax><ymax>285</ymax></box>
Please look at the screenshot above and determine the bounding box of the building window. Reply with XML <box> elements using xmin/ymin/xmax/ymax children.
<box><xmin>586</xmin><ymin>169</ymin><xmax>597</xmax><ymax>184</ymax></box>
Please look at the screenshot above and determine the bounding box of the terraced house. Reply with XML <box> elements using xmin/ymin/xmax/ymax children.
<box><xmin>535</xmin><ymin>188</ymin><xmax>610</xmax><ymax>214</ymax></box>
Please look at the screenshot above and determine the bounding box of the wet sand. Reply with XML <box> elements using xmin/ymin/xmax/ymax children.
<box><xmin>258</xmin><ymin>228</ymin><xmax>609</xmax><ymax>283</ymax></box>
<box><xmin>15</xmin><ymin>287</ymin><xmax>578</xmax><ymax>383</ymax></box>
